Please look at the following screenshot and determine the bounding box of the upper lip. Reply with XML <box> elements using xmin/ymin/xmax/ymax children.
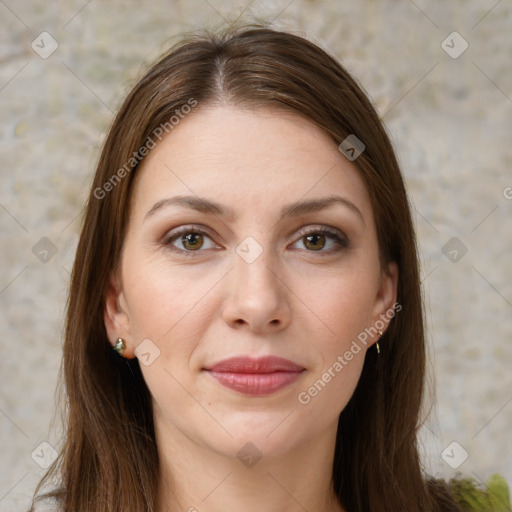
<box><xmin>203</xmin><ymin>356</ymin><xmax>305</xmax><ymax>373</ymax></box>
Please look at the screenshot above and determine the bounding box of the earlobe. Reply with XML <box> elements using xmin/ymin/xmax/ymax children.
<box><xmin>103</xmin><ymin>272</ymin><xmax>135</xmax><ymax>358</ymax></box>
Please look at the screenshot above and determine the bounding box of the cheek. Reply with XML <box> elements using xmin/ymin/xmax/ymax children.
<box><xmin>123</xmin><ymin>253</ymin><xmax>227</xmax><ymax>367</ymax></box>
<box><xmin>125</xmin><ymin>251</ymin><xmax>217</xmax><ymax>328</ymax></box>
<box><xmin>296</xmin><ymin>349</ymin><xmax>365</xmax><ymax>420</ymax></box>
<box><xmin>298</xmin><ymin>263</ymin><xmax>379</xmax><ymax>345</ymax></box>
<box><xmin>123</xmin><ymin>260</ymin><xmax>221</xmax><ymax>414</ymax></box>
<box><xmin>294</xmin><ymin>273</ymin><xmax>372</xmax><ymax>418</ymax></box>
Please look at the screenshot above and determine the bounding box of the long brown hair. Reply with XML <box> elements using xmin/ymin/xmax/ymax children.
<box><xmin>32</xmin><ymin>22</ymin><xmax>460</xmax><ymax>512</ymax></box>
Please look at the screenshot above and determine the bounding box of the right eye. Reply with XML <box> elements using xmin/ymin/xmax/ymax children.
<box><xmin>164</xmin><ymin>226</ymin><xmax>219</xmax><ymax>256</ymax></box>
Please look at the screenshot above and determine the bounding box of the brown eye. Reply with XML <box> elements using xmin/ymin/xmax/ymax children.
<box><xmin>303</xmin><ymin>233</ymin><xmax>326</xmax><ymax>251</ymax></box>
<box><xmin>181</xmin><ymin>232</ymin><xmax>204</xmax><ymax>251</ymax></box>
<box><xmin>164</xmin><ymin>226</ymin><xmax>218</xmax><ymax>255</ymax></box>
<box><xmin>292</xmin><ymin>226</ymin><xmax>349</xmax><ymax>254</ymax></box>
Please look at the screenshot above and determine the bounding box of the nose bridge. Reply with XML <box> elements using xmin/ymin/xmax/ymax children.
<box><xmin>222</xmin><ymin>234</ymin><xmax>291</xmax><ymax>331</ymax></box>
<box><xmin>233</xmin><ymin>235</ymin><xmax>280</xmax><ymax>294</ymax></box>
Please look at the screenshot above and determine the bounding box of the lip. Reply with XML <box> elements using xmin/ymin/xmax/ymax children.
<box><xmin>203</xmin><ymin>356</ymin><xmax>305</xmax><ymax>396</ymax></box>
<box><xmin>204</xmin><ymin>356</ymin><xmax>305</xmax><ymax>373</ymax></box>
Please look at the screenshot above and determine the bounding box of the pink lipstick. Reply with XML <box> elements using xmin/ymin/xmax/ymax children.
<box><xmin>203</xmin><ymin>356</ymin><xmax>305</xmax><ymax>396</ymax></box>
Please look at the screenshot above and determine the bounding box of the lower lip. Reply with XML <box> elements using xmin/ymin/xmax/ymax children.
<box><xmin>206</xmin><ymin>370</ymin><xmax>303</xmax><ymax>395</ymax></box>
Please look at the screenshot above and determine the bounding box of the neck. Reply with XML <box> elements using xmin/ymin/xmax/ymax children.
<box><xmin>154</xmin><ymin>417</ymin><xmax>345</xmax><ymax>512</ymax></box>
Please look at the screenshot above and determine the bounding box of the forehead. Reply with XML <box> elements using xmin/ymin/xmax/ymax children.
<box><xmin>130</xmin><ymin>105</ymin><xmax>373</xmax><ymax>224</ymax></box>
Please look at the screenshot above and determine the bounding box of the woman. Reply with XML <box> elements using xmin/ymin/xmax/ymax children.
<box><xmin>31</xmin><ymin>23</ymin><xmax>464</xmax><ymax>511</ymax></box>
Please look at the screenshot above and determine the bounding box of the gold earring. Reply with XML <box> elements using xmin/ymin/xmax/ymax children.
<box><xmin>376</xmin><ymin>330</ymin><xmax>383</xmax><ymax>354</ymax></box>
<box><xmin>113</xmin><ymin>338</ymin><xmax>126</xmax><ymax>355</ymax></box>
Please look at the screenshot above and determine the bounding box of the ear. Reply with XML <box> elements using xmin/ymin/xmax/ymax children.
<box><xmin>369</xmin><ymin>261</ymin><xmax>399</xmax><ymax>343</ymax></box>
<box><xmin>103</xmin><ymin>270</ymin><xmax>135</xmax><ymax>358</ymax></box>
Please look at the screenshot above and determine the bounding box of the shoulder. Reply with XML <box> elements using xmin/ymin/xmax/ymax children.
<box><xmin>30</xmin><ymin>496</ymin><xmax>63</xmax><ymax>512</ymax></box>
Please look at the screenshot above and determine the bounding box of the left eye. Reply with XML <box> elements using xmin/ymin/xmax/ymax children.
<box><xmin>291</xmin><ymin>227</ymin><xmax>348</xmax><ymax>253</ymax></box>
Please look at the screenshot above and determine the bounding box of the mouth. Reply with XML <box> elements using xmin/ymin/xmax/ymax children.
<box><xmin>202</xmin><ymin>356</ymin><xmax>306</xmax><ymax>396</ymax></box>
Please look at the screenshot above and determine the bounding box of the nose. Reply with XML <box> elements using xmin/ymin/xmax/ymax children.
<box><xmin>221</xmin><ymin>244</ymin><xmax>292</xmax><ymax>335</ymax></box>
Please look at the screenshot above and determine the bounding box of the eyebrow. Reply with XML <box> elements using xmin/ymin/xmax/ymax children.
<box><xmin>144</xmin><ymin>194</ymin><xmax>364</xmax><ymax>224</ymax></box>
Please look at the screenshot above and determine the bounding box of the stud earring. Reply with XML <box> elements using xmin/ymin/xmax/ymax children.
<box><xmin>376</xmin><ymin>330</ymin><xmax>383</xmax><ymax>354</ymax></box>
<box><xmin>113</xmin><ymin>338</ymin><xmax>126</xmax><ymax>356</ymax></box>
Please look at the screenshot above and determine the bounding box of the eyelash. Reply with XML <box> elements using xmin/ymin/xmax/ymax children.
<box><xmin>163</xmin><ymin>225</ymin><xmax>349</xmax><ymax>257</ymax></box>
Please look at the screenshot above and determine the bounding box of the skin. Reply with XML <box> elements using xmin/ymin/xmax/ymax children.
<box><xmin>104</xmin><ymin>104</ymin><xmax>398</xmax><ymax>512</ymax></box>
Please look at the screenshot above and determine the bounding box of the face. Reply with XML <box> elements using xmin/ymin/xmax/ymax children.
<box><xmin>104</xmin><ymin>104</ymin><xmax>398</xmax><ymax>460</ymax></box>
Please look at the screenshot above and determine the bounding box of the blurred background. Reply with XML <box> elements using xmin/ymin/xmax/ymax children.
<box><xmin>1</xmin><ymin>0</ymin><xmax>511</xmax><ymax>510</ymax></box>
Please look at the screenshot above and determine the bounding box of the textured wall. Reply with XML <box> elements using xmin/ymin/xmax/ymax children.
<box><xmin>1</xmin><ymin>0</ymin><xmax>511</xmax><ymax>510</ymax></box>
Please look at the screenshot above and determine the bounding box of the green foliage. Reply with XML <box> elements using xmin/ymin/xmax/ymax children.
<box><xmin>448</xmin><ymin>473</ymin><xmax>511</xmax><ymax>512</ymax></box>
